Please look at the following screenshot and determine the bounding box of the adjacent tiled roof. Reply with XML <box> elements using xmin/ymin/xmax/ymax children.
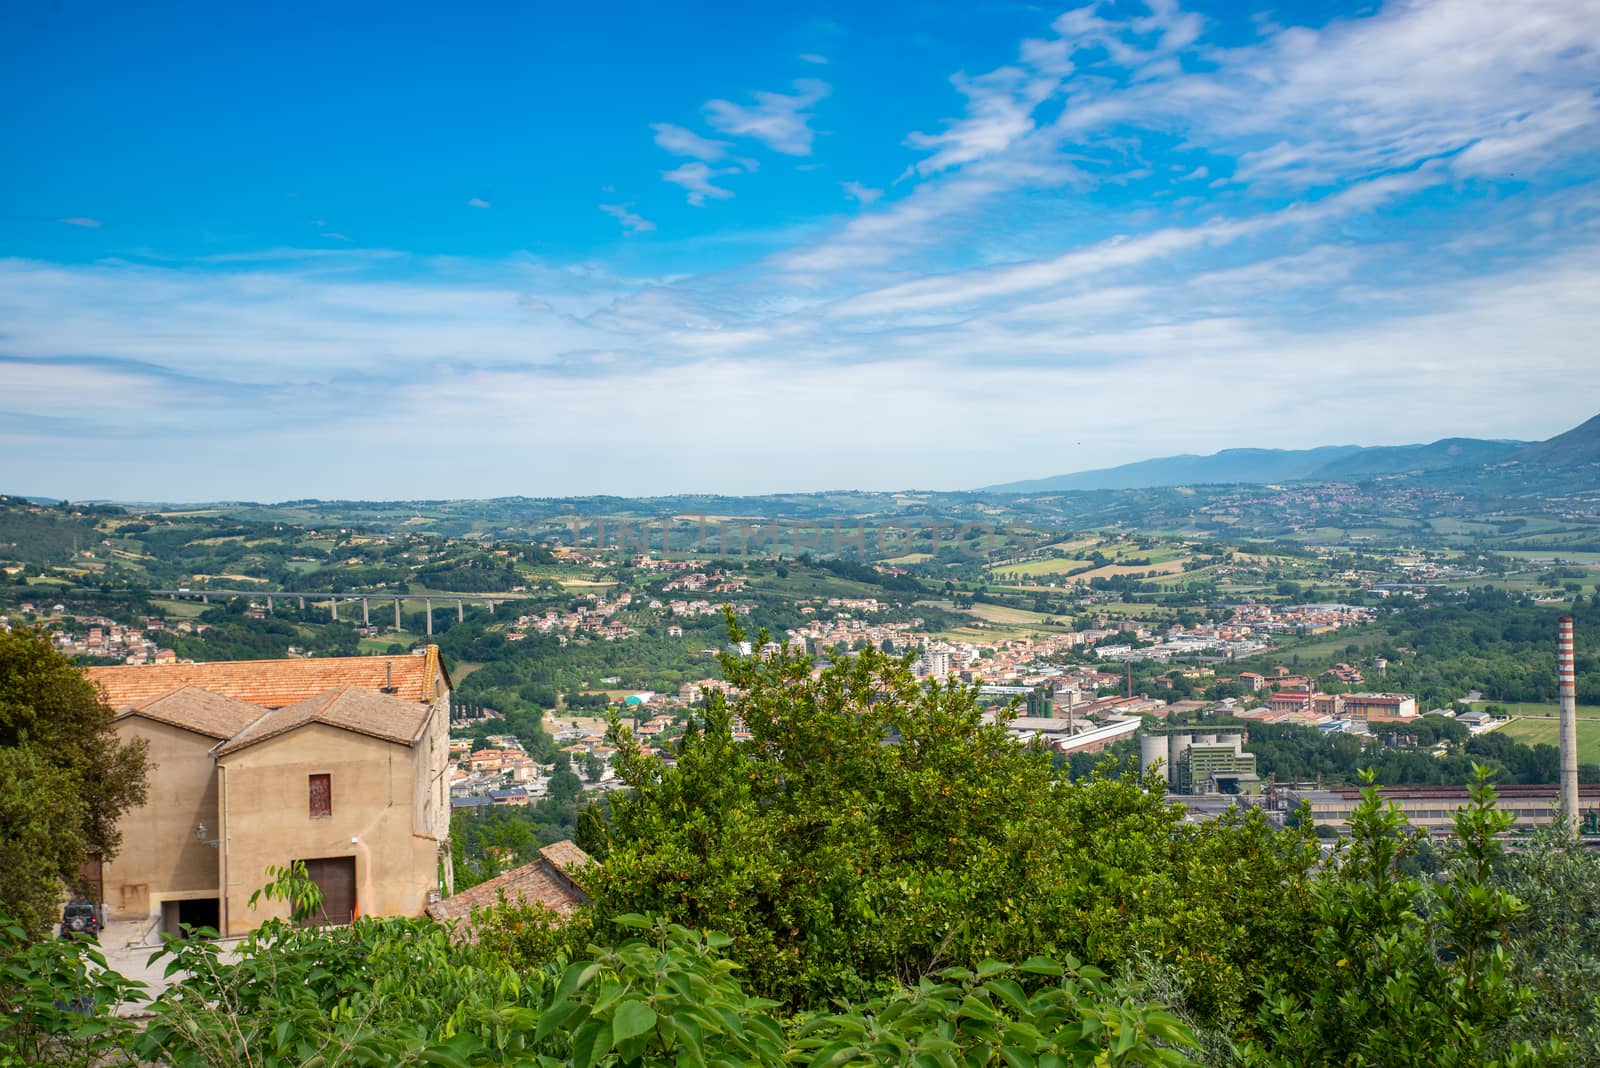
<box><xmin>114</xmin><ymin>685</ymin><xmax>266</xmax><ymax>740</ymax></box>
<box><xmin>537</xmin><ymin>840</ymin><xmax>593</xmax><ymax>873</ymax></box>
<box><xmin>214</xmin><ymin>686</ymin><xmax>430</xmax><ymax>756</ymax></box>
<box><xmin>87</xmin><ymin>647</ymin><xmax>448</xmax><ymax>709</ymax></box>
<box><xmin>428</xmin><ymin>841</ymin><xmax>592</xmax><ymax>928</ymax></box>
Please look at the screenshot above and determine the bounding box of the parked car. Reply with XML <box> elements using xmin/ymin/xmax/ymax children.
<box><xmin>58</xmin><ymin>899</ymin><xmax>101</xmax><ymax>940</ymax></box>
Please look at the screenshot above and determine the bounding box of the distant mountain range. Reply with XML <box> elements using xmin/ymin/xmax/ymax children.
<box><xmin>985</xmin><ymin>413</ymin><xmax>1600</xmax><ymax>494</ymax></box>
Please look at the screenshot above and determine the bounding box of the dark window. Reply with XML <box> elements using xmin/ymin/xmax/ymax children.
<box><xmin>309</xmin><ymin>774</ymin><xmax>331</xmax><ymax>818</ymax></box>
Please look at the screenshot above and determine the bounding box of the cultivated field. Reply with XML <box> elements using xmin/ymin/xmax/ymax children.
<box><xmin>1499</xmin><ymin>709</ymin><xmax>1600</xmax><ymax>764</ymax></box>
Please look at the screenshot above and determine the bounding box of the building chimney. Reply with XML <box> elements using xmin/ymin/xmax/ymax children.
<box><xmin>1559</xmin><ymin>616</ymin><xmax>1579</xmax><ymax>833</ymax></box>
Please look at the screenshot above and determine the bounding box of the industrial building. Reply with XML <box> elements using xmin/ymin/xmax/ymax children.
<box><xmin>1285</xmin><ymin>783</ymin><xmax>1600</xmax><ymax>836</ymax></box>
<box><xmin>1139</xmin><ymin>727</ymin><xmax>1261</xmax><ymax>795</ymax></box>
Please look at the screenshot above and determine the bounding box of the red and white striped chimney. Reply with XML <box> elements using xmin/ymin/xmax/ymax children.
<box><xmin>1559</xmin><ymin>616</ymin><xmax>1579</xmax><ymax>831</ymax></box>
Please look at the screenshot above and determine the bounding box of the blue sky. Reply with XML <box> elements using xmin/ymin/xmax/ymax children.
<box><xmin>2</xmin><ymin>0</ymin><xmax>1598</xmax><ymax>500</ymax></box>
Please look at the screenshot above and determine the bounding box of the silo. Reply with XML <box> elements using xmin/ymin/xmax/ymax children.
<box><xmin>1139</xmin><ymin>733</ymin><xmax>1169</xmax><ymax>779</ymax></box>
<box><xmin>1168</xmin><ymin>733</ymin><xmax>1194</xmax><ymax>790</ymax></box>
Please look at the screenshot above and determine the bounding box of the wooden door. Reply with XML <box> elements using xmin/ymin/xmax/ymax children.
<box><xmin>299</xmin><ymin>857</ymin><xmax>356</xmax><ymax>925</ymax></box>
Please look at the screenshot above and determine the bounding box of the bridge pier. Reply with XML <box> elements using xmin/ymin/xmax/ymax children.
<box><xmin>201</xmin><ymin>594</ymin><xmax>208</xmax><ymax>604</ymax></box>
<box><xmin>362</xmin><ymin>598</ymin><xmax>370</xmax><ymax>626</ymax></box>
<box><xmin>487</xmin><ymin>600</ymin><xmax>494</xmax><ymax>615</ymax></box>
<box><xmin>266</xmin><ymin>595</ymin><xmax>273</xmax><ymax>611</ymax></box>
<box><xmin>330</xmin><ymin>599</ymin><xmax>338</xmax><ymax>621</ymax></box>
<box><xmin>457</xmin><ymin>599</ymin><xmax>464</xmax><ymax>623</ymax></box>
<box><xmin>425</xmin><ymin>599</ymin><xmax>433</xmax><ymax>636</ymax></box>
<box><xmin>298</xmin><ymin>597</ymin><xmax>305</xmax><ymax>610</ymax></box>
<box><xmin>394</xmin><ymin>598</ymin><xmax>402</xmax><ymax>632</ymax></box>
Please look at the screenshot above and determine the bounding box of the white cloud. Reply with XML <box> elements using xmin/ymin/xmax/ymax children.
<box><xmin>599</xmin><ymin>202</ymin><xmax>656</xmax><ymax>234</ymax></box>
<box><xmin>467</xmin><ymin>197</ymin><xmax>492</xmax><ymax>209</ymax></box>
<box><xmin>704</xmin><ymin>78</ymin><xmax>830</xmax><ymax>156</ymax></box>
<box><xmin>905</xmin><ymin>67</ymin><xmax>1051</xmax><ymax>177</ymax></box>
<box><xmin>841</xmin><ymin>181</ymin><xmax>882</xmax><ymax>206</ymax></box>
<box><xmin>7</xmin><ymin>0</ymin><xmax>1600</xmax><ymax>498</ymax></box>
<box><xmin>650</xmin><ymin>122</ymin><xmax>736</xmax><ymax>162</ymax></box>
<box><xmin>1042</xmin><ymin>0</ymin><xmax>1600</xmax><ymax>189</ymax></box>
<box><xmin>59</xmin><ymin>217</ymin><xmax>103</xmax><ymax>228</ymax></box>
<box><xmin>661</xmin><ymin>162</ymin><xmax>740</xmax><ymax>206</ymax></box>
<box><xmin>5</xmin><ymin>249</ymin><xmax>1596</xmax><ymax>499</ymax></box>
<box><xmin>799</xmin><ymin>53</ymin><xmax>828</xmax><ymax>65</ymax></box>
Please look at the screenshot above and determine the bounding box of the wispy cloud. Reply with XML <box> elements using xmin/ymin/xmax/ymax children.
<box><xmin>799</xmin><ymin>53</ymin><xmax>828</xmax><ymax>65</ymax></box>
<box><xmin>59</xmin><ymin>217</ymin><xmax>103</xmax><ymax>228</ymax></box>
<box><xmin>7</xmin><ymin>0</ymin><xmax>1600</xmax><ymax>498</ymax></box>
<box><xmin>467</xmin><ymin>197</ymin><xmax>492</xmax><ymax>209</ymax></box>
<box><xmin>841</xmin><ymin>181</ymin><xmax>882</xmax><ymax>206</ymax></box>
<box><xmin>1038</xmin><ymin>0</ymin><xmax>1600</xmax><ymax>190</ymax></box>
<box><xmin>651</xmin><ymin>122</ymin><xmax>735</xmax><ymax>162</ymax></box>
<box><xmin>599</xmin><ymin>202</ymin><xmax>656</xmax><ymax>234</ymax></box>
<box><xmin>904</xmin><ymin>67</ymin><xmax>1051</xmax><ymax>178</ymax></box>
<box><xmin>705</xmin><ymin>79</ymin><xmax>830</xmax><ymax>156</ymax></box>
<box><xmin>4</xmin><ymin>244</ymin><xmax>1596</xmax><ymax>498</ymax></box>
<box><xmin>661</xmin><ymin>162</ymin><xmax>740</xmax><ymax>206</ymax></box>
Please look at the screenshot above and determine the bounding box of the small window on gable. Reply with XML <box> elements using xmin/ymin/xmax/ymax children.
<box><xmin>309</xmin><ymin>774</ymin><xmax>332</xmax><ymax>819</ymax></box>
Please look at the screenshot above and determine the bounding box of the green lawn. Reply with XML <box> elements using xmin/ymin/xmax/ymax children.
<box><xmin>358</xmin><ymin>632</ymin><xmax>417</xmax><ymax>653</ymax></box>
<box><xmin>1499</xmin><ymin>710</ymin><xmax>1600</xmax><ymax>764</ymax></box>
<box><xmin>987</xmin><ymin>556</ymin><xmax>1090</xmax><ymax>578</ymax></box>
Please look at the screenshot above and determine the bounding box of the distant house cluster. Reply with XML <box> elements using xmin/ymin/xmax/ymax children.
<box><xmin>2</xmin><ymin>605</ymin><xmax>178</xmax><ymax>664</ymax></box>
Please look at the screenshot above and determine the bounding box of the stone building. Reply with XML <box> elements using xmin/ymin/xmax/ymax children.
<box><xmin>86</xmin><ymin>648</ymin><xmax>452</xmax><ymax>936</ymax></box>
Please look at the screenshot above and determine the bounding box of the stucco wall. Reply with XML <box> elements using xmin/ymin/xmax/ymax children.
<box><xmin>216</xmin><ymin>723</ymin><xmax>440</xmax><ymax>935</ymax></box>
<box><xmin>104</xmin><ymin>718</ymin><xmax>221</xmax><ymax>921</ymax></box>
<box><xmin>415</xmin><ymin>697</ymin><xmax>450</xmax><ymax>842</ymax></box>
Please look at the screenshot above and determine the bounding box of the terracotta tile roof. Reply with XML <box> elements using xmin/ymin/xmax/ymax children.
<box><xmin>537</xmin><ymin>840</ymin><xmax>593</xmax><ymax>873</ymax></box>
<box><xmin>114</xmin><ymin>685</ymin><xmax>266</xmax><ymax>741</ymax></box>
<box><xmin>215</xmin><ymin>686</ymin><xmax>431</xmax><ymax>756</ymax></box>
<box><xmin>87</xmin><ymin>647</ymin><xmax>448</xmax><ymax>709</ymax></box>
<box><xmin>428</xmin><ymin>841</ymin><xmax>592</xmax><ymax>929</ymax></box>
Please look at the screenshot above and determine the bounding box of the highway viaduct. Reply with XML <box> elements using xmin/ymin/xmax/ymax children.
<box><xmin>148</xmin><ymin>588</ymin><xmax>533</xmax><ymax>637</ymax></box>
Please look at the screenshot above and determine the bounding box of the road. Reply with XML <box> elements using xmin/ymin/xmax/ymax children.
<box><xmin>95</xmin><ymin>917</ymin><xmax>244</xmax><ymax>1016</ymax></box>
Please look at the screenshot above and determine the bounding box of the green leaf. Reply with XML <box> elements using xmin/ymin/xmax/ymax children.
<box><xmin>534</xmin><ymin>998</ymin><xmax>587</xmax><ymax>1044</ymax></box>
<box><xmin>809</xmin><ymin>1039</ymin><xmax>864</xmax><ymax>1066</ymax></box>
<box><xmin>983</xmin><ymin>979</ymin><xmax>1029</xmax><ymax>1016</ymax></box>
<box><xmin>957</xmin><ymin>995</ymin><xmax>1003</xmax><ymax>1023</ymax></box>
<box><xmin>612</xmin><ymin>999</ymin><xmax>658</xmax><ymax>1044</ymax></box>
<box><xmin>570</xmin><ymin>1017</ymin><xmax>610</xmax><ymax>1068</ymax></box>
<box><xmin>1016</xmin><ymin>957</ymin><xmax>1063</xmax><ymax>977</ymax></box>
<box><xmin>418</xmin><ymin>1048</ymin><xmax>473</xmax><ymax>1068</ymax></box>
<box><xmin>998</xmin><ymin>1046</ymin><xmax>1034</xmax><ymax>1068</ymax></box>
<box><xmin>552</xmin><ymin>961</ymin><xmax>603</xmax><ymax>1007</ymax></box>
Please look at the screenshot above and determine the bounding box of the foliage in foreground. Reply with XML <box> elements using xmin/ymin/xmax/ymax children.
<box><xmin>3</xmin><ymin>619</ymin><xmax>1597</xmax><ymax>1066</ymax></box>
<box><xmin>0</xmin><ymin>627</ymin><xmax>149</xmax><ymax>933</ymax></box>
<box><xmin>1240</xmin><ymin>770</ymin><xmax>1563</xmax><ymax>1067</ymax></box>
<box><xmin>589</xmin><ymin>617</ymin><xmax>1319</xmax><ymax>1021</ymax></box>
<box><xmin>0</xmin><ymin>910</ymin><xmax>1198</xmax><ymax>1067</ymax></box>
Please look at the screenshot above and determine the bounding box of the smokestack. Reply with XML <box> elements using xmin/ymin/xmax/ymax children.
<box><xmin>1559</xmin><ymin>616</ymin><xmax>1579</xmax><ymax>832</ymax></box>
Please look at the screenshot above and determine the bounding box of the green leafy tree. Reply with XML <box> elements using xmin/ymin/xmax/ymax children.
<box><xmin>1494</xmin><ymin>824</ymin><xmax>1600</xmax><ymax>1060</ymax></box>
<box><xmin>0</xmin><ymin>628</ymin><xmax>149</xmax><ymax>931</ymax></box>
<box><xmin>589</xmin><ymin>612</ymin><xmax>1319</xmax><ymax>1016</ymax></box>
<box><xmin>1244</xmin><ymin>767</ymin><xmax>1563</xmax><ymax>1067</ymax></box>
